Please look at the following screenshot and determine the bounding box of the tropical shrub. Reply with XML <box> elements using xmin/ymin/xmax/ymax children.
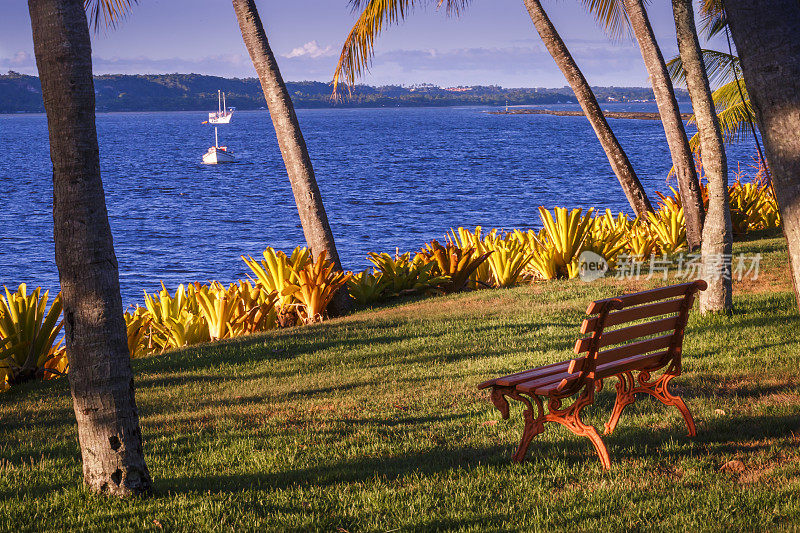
<box><xmin>418</xmin><ymin>240</ymin><xmax>492</xmax><ymax>293</ymax></box>
<box><xmin>0</xmin><ymin>284</ymin><xmax>65</xmax><ymax>386</ymax></box>
<box><xmin>584</xmin><ymin>210</ymin><xmax>631</xmax><ymax>269</ymax></box>
<box><xmin>449</xmin><ymin>226</ymin><xmax>495</xmax><ymax>288</ymax></box>
<box><xmin>538</xmin><ymin>207</ymin><xmax>595</xmax><ymax>278</ymax></box>
<box><xmin>291</xmin><ymin>251</ymin><xmax>351</xmax><ymax>323</ymax></box>
<box><xmin>647</xmin><ymin>204</ymin><xmax>687</xmax><ymax>255</ymax></box>
<box><xmin>347</xmin><ymin>270</ymin><xmax>387</xmax><ymax>306</ymax></box>
<box><xmin>483</xmin><ymin>235</ymin><xmax>535</xmax><ymax>287</ymax></box>
<box><xmin>243</xmin><ymin>246</ymin><xmax>310</xmax><ymax>324</ymax></box>
<box><xmin>626</xmin><ymin>224</ymin><xmax>659</xmax><ymax>260</ymax></box>
<box><xmin>729</xmin><ymin>178</ymin><xmax>780</xmax><ymax>234</ymax></box>
<box><xmin>367</xmin><ymin>251</ymin><xmax>444</xmax><ymax>296</ymax></box>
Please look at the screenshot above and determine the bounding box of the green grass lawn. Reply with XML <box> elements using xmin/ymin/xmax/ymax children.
<box><xmin>2</xmin><ymin>234</ymin><xmax>799</xmax><ymax>532</ymax></box>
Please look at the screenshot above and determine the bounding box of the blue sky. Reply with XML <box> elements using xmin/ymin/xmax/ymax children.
<box><xmin>0</xmin><ymin>1</ymin><xmax>720</xmax><ymax>88</ymax></box>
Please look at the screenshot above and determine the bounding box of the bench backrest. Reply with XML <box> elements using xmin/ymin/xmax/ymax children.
<box><xmin>565</xmin><ymin>280</ymin><xmax>707</xmax><ymax>392</ymax></box>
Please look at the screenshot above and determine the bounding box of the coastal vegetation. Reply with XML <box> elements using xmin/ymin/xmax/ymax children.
<box><xmin>1</xmin><ymin>172</ymin><xmax>780</xmax><ymax>392</ymax></box>
<box><xmin>1</xmin><ymin>232</ymin><xmax>798</xmax><ymax>530</ymax></box>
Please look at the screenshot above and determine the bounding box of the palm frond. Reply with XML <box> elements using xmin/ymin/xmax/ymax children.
<box><xmin>333</xmin><ymin>0</ymin><xmax>469</xmax><ymax>96</ymax></box>
<box><xmin>712</xmin><ymin>79</ymin><xmax>754</xmax><ymax>143</ymax></box>
<box><xmin>699</xmin><ymin>0</ymin><xmax>727</xmax><ymax>40</ymax></box>
<box><xmin>667</xmin><ymin>49</ymin><xmax>740</xmax><ymax>89</ymax></box>
<box><xmin>686</xmin><ymin>78</ymin><xmax>754</xmax><ymax>154</ymax></box>
<box><xmin>579</xmin><ymin>0</ymin><xmax>630</xmax><ymax>41</ymax></box>
<box><xmin>84</xmin><ymin>0</ymin><xmax>138</xmax><ymax>32</ymax></box>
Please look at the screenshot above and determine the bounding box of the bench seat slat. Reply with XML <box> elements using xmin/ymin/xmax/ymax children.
<box><xmin>477</xmin><ymin>359</ymin><xmax>570</xmax><ymax>390</ymax></box>
<box><xmin>585</xmin><ymin>282</ymin><xmax>698</xmax><ymax>314</ymax></box>
<box><xmin>581</xmin><ymin>298</ymin><xmax>683</xmax><ymax>334</ymax></box>
<box><xmin>574</xmin><ymin>316</ymin><xmax>679</xmax><ymax>353</ymax></box>
<box><xmin>517</xmin><ymin>371</ymin><xmax>576</xmax><ymax>394</ymax></box>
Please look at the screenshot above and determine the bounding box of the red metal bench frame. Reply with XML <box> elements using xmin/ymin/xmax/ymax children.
<box><xmin>478</xmin><ymin>280</ymin><xmax>707</xmax><ymax>468</ymax></box>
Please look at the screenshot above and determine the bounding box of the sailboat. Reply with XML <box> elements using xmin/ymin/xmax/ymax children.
<box><xmin>202</xmin><ymin>126</ymin><xmax>235</xmax><ymax>164</ymax></box>
<box><xmin>208</xmin><ymin>90</ymin><xmax>235</xmax><ymax>124</ymax></box>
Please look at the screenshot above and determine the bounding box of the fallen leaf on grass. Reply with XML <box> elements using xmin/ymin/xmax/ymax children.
<box><xmin>720</xmin><ymin>459</ymin><xmax>746</xmax><ymax>473</ymax></box>
<box><xmin>483</xmin><ymin>420</ymin><xmax>498</xmax><ymax>426</ymax></box>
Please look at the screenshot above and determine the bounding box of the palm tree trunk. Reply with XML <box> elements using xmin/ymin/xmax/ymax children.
<box><xmin>672</xmin><ymin>0</ymin><xmax>732</xmax><ymax>313</ymax></box>
<box><xmin>232</xmin><ymin>0</ymin><xmax>350</xmax><ymax>316</ymax></box>
<box><xmin>623</xmin><ymin>0</ymin><xmax>705</xmax><ymax>250</ymax></box>
<box><xmin>28</xmin><ymin>0</ymin><xmax>151</xmax><ymax>495</ymax></box>
<box><xmin>724</xmin><ymin>0</ymin><xmax>800</xmax><ymax>311</ymax></box>
<box><xmin>522</xmin><ymin>0</ymin><xmax>653</xmax><ymax>217</ymax></box>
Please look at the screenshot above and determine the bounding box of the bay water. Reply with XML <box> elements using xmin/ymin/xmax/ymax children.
<box><xmin>0</xmin><ymin>104</ymin><xmax>756</xmax><ymax>308</ymax></box>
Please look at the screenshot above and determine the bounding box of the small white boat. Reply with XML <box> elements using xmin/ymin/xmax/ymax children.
<box><xmin>202</xmin><ymin>126</ymin><xmax>235</xmax><ymax>164</ymax></box>
<box><xmin>208</xmin><ymin>90</ymin><xmax>234</xmax><ymax>124</ymax></box>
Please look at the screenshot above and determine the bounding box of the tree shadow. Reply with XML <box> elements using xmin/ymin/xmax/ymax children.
<box><xmin>161</xmin><ymin>443</ymin><xmax>508</xmax><ymax>496</ymax></box>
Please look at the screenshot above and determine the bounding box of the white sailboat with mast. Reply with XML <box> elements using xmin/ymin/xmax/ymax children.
<box><xmin>202</xmin><ymin>126</ymin><xmax>234</xmax><ymax>164</ymax></box>
<box><xmin>208</xmin><ymin>89</ymin><xmax>234</xmax><ymax>124</ymax></box>
<box><xmin>202</xmin><ymin>90</ymin><xmax>235</xmax><ymax>164</ymax></box>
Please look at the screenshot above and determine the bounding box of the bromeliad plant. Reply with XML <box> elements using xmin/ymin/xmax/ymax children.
<box><xmin>626</xmin><ymin>224</ymin><xmax>659</xmax><ymax>260</ymax></box>
<box><xmin>367</xmin><ymin>251</ymin><xmax>443</xmax><ymax>296</ymax></box>
<box><xmin>291</xmin><ymin>251</ymin><xmax>351</xmax><ymax>324</ymax></box>
<box><xmin>0</xmin><ymin>284</ymin><xmax>65</xmax><ymax>385</ymax></box>
<box><xmin>584</xmin><ymin>210</ymin><xmax>631</xmax><ymax>269</ymax></box>
<box><xmin>647</xmin><ymin>201</ymin><xmax>688</xmax><ymax>255</ymax></box>
<box><xmin>538</xmin><ymin>207</ymin><xmax>595</xmax><ymax>279</ymax></box>
<box><xmin>347</xmin><ymin>270</ymin><xmax>387</xmax><ymax>305</ymax></box>
<box><xmin>418</xmin><ymin>240</ymin><xmax>493</xmax><ymax>293</ymax></box>
<box><xmin>483</xmin><ymin>235</ymin><xmax>535</xmax><ymax>287</ymax></box>
<box><xmin>449</xmin><ymin>226</ymin><xmax>495</xmax><ymax>288</ymax></box>
<box><xmin>728</xmin><ymin>178</ymin><xmax>780</xmax><ymax>234</ymax></box>
<box><xmin>243</xmin><ymin>247</ymin><xmax>311</xmax><ymax>324</ymax></box>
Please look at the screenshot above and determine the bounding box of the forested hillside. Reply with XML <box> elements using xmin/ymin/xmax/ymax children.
<box><xmin>0</xmin><ymin>71</ymin><xmax>685</xmax><ymax>113</ymax></box>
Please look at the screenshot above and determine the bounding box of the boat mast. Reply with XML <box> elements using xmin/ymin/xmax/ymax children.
<box><xmin>223</xmin><ymin>92</ymin><xmax>226</xmax><ymax>114</ymax></box>
<box><xmin>215</xmin><ymin>126</ymin><xmax>219</xmax><ymax>148</ymax></box>
<box><xmin>218</xmin><ymin>89</ymin><xmax>222</xmax><ymax>115</ymax></box>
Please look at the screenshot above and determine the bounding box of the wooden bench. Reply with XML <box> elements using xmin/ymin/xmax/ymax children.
<box><xmin>478</xmin><ymin>280</ymin><xmax>707</xmax><ymax>468</ymax></box>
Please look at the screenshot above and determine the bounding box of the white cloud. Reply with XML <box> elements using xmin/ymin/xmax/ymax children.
<box><xmin>286</xmin><ymin>41</ymin><xmax>334</xmax><ymax>59</ymax></box>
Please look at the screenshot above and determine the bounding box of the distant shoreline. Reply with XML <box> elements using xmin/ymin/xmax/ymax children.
<box><xmin>488</xmin><ymin>109</ymin><xmax>692</xmax><ymax>120</ymax></box>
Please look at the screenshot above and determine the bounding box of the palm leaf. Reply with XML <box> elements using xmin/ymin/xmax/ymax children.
<box><xmin>699</xmin><ymin>0</ymin><xmax>726</xmax><ymax>40</ymax></box>
<box><xmin>667</xmin><ymin>49</ymin><xmax>740</xmax><ymax>89</ymax></box>
<box><xmin>333</xmin><ymin>0</ymin><xmax>470</xmax><ymax>96</ymax></box>
<box><xmin>84</xmin><ymin>0</ymin><xmax>138</xmax><ymax>32</ymax></box>
<box><xmin>579</xmin><ymin>0</ymin><xmax>630</xmax><ymax>41</ymax></box>
<box><xmin>685</xmin><ymin>78</ymin><xmax>754</xmax><ymax>153</ymax></box>
<box><xmin>712</xmin><ymin>80</ymin><xmax>754</xmax><ymax>144</ymax></box>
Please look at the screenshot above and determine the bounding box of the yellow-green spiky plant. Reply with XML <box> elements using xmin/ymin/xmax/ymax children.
<box><xmin>291</xmin><ymin>251</ymin><xmax>352</xmax><ymax>324</ymax></box>
<box><xmin>538</xmin><ymin>207</ymin><xmax>595</xmax><ymax>278</ymax></box>
<box><xmin>0</xmin><ymin>284</ymin><xmax>65</xmax><ymax>385</ymax></box>
<box><xmin>243</xmin><ymin>247</ymin><xmax>311</xmax><ymax>325</ymax></box>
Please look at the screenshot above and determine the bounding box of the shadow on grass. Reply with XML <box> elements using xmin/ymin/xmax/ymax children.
<box><xmin>150</xmin><ymin>413</ymin><xmax>797</xmax><ymax>498</ymax></box>
<box><xmin>159</xmin><ymin>443</ymin><xmax>508</xmax><ymax>496</ymax></box>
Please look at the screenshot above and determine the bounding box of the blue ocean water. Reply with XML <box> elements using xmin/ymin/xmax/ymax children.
<box><xmin>0</xmin><ymin>104</ymin><xmax>757</xmax><ymax>308</ymax></box>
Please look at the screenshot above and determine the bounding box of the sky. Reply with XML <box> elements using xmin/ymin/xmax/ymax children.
<box><xmin>0</xmin><ymin>0</ymin><xmax>723</xmax><ymax>88</ymax></box>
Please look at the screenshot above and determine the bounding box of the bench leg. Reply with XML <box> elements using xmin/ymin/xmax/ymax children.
<box><xmin>605</xmin><ymin>370</ymin><xmax>696</xmax><ymax>437</ymax></box>
<box><xmin>547</xmin><ymin>392</ymin><xmax>611</xmax><ymax>469</ymax></box>
<box><xmin>489</xmin><ymin>387</ymin><xmax>546</xmax><ymax>463</ymax></box>
<box><xmin>648</xmin><ymin>371</ymin><xmax>697</xmax><ymax>437</ymax></box>
<box><xmin>605</xmin><ymin>372</ymin><xmax>636</xmax><ymax>435</ymax></box>
<box><xmin>488</xmin><ymin>387</ymin><xmax>611</xmax><ymax>468</ymax></box>
<box><xmin>512</xmin><ymin>394</ymin><xmax>546</xmax><ymax>463</ymax></box>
